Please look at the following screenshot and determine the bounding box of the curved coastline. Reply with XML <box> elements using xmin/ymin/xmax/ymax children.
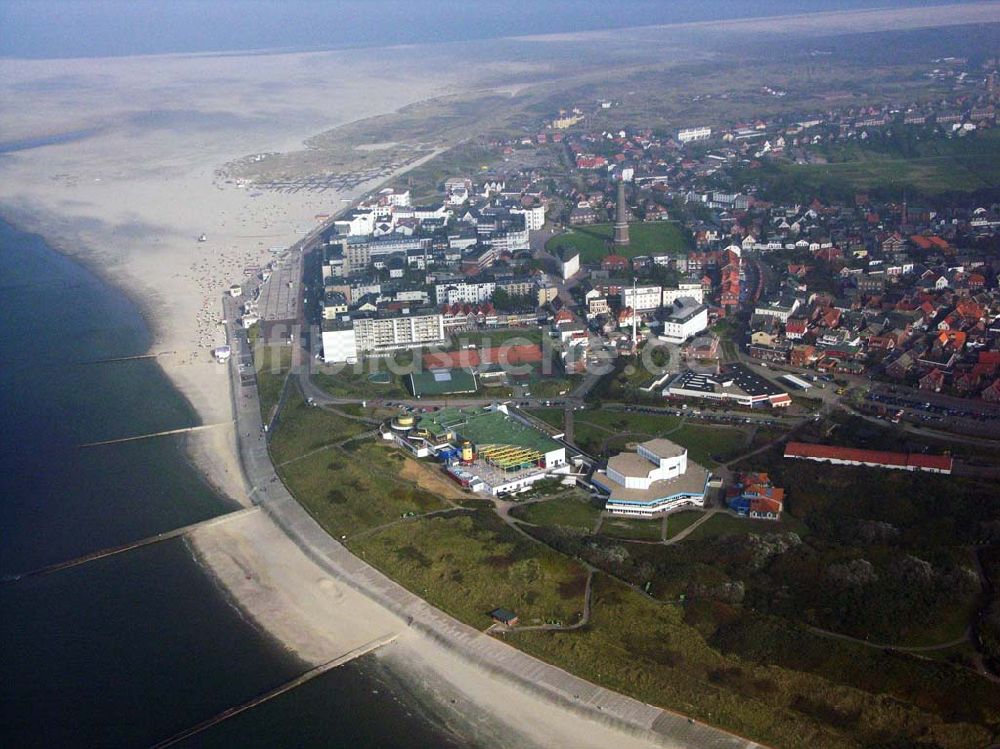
<box><xmin>0</xmin><ymin>203</ymin><xmax>737</xmax><ymax>748</ymax></box>
<box><xmin>0</xmin><ymin>204</ymin><xmax>252</xmax><ymax>509</ymax></box>
<box><xmin>0</xmin><ymin>127</ymin><xmax>756</xmax><ymax>749</ymax></box>
<box><xmin>188</xmin><ymin>300</ymin><xmax>759</xmax><ymax>748</ymax></box>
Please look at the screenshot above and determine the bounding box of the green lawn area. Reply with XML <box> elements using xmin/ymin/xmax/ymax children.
<box><xmin>667</xmin><ymin>424</ymin><xmax>748</xmax><ymax>466</ymax></box>
<box><xmin>565</xmin><ymin>410</ymin><xmax>746</xmax><ymax>466</ymax></box>
<box><xmin>510</xmin><ymin>575</ymin><xmax>998</xmax><ymax>749</ymax></box>
<box><xmin>311</xmin><ymin>356</ymin><xmax>409</xmax><ymax>399</ymax></box>
<box><xmin>569</xmin><ymin>408</ymin><xmax>685</xmax><ymax>456</ymax></box>
<box><xmin>526</xmin><ymin>408</ymin><xmax>566</xmax><ymax>430</ymax></box>
<box><xmin>510</xmin><ymin>494</ymin><xmax>602</xmax><ymax>531</ymax></box>
<box><xmin>350</xmin><ymin>507</ymin><xmax>589</xmax><ymax>628</ymax></box>
<box><xmin>255</xmin><ymin>343</ymin><xmax>293</xmax><ymax>421</ymax></box>
<box><xmin>278</xmin><ymin>441</ymin><xmax>450</xmax><ymax>537</ymax></box>
<box><xmin>546</xmin><ymin>221</ymin><xmax>692</xmax><ymax>264</ymax></box>
<box><xmin>772</xmin><ymin>130</ymin><xmax>1000</xmax><ymax>198</ymax></box>
<box><xmin>664</xmin><ymin>510</ymin><xmax>705</xmax><ymax>540</ymax></box>
<box><xmin>589</xmin><ymin>356</ymin><xmax>671</xmax><ymax>403</ymax></box>
<box><xmin>525</xmin><ymin>375</ymin><xmax>575</xmax><ymax>398</ymax></box>
<box><xmin>269</xmin><ymin>391</ymin><xmax>369</xmax><ymax>466</ymax></box>
<box><xmin>683</xmin><ymin>512</ymin><xmax>808</xmax><ymax>542</ymax></box>
<box><xmin>335</xmin><ymin>403</ymin><xmax>396</xmax><ymax>420</ymax></box>
<box><xmin>600</xmin><ymin>516</ymin><xmax>663</xmax><ymax>542</ymax></box>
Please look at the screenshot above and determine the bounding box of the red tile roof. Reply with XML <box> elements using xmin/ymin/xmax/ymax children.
<box><xmin>750</xmin><ymin>496</ymin><xmax>784</xmax><ymax>514</ymax></box>
<box><xmin>784</xmin><ymin>442</ymin><xmax>951</xmax><ymax>472</ymax></box>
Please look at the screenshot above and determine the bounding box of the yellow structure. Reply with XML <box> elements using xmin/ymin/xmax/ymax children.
<box><xmin>391</xmin><ymin>414</ymin><xmax>415</xmax><ymax>431</ymax></box>
<box><xmin>551</xmin><ymin>114</ymin><xmax>583</xmax><ymax>130</ymax></box>
<box><xmin>461</xmin><ymin>441</ymin><xmax>475</xmax><ymax>462</ymax></box>
<box><xmin>477</xmin><ymin>444</ymin><xmax>543</xmax><ymax>472</ymax></box>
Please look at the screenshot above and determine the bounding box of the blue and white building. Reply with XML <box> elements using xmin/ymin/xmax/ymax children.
<box><xmin>593</xmin><ymin>438</ymin><xmax>710</xmax><ymax>517</ymax></box>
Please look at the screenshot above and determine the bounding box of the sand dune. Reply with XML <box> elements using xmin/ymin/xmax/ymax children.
<box><xmin>511</xmin><ymin>1</ymin><xmax>1000</xmax><ymax>43</ymax></box>
<box><xmin>0</xmin><ymin>48</ymin><xmax>454</xmax><ymax>504</ymax></box>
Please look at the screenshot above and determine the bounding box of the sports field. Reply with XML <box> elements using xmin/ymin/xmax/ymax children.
<box><xmin>546</xmin><ymin>221</ymin><xmax>692</xmax><ymax>264</ymax></box>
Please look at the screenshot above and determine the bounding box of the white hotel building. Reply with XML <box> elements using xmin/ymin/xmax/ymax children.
<box><xmin>621</xmin><ymin>284</ymin><xmax>662</xmax><ymax>312</ymax></box>
<box><xmin>659</xmin><ymin>297</ymin><xmax>708</xmax><ymax>344</ymax></box>
<box><xmin>321</xmin><ymin>308</ymin><xmax>445</xmax><ymax>363</ymax></box>
<box><xmin>594</xmin><ymin>438</ymin><xmax>710</xmax><ymax>517</ymax></box>
<box><xmin>662</xmin><ymin>282</ymin><xmax>704</xmax><ymax>306</ymax></box>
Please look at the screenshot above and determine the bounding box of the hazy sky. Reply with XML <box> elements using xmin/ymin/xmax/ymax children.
<box><xmin>0</xmin><ymin>0</ymin><xmax>984</xmax><ymax>59</ymax></box>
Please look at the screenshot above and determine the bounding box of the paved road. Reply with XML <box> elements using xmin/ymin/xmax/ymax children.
<box><xmin>222</xmin><ymin>298</ymin><xmax>761</xmax><ymax>749</ymax></box>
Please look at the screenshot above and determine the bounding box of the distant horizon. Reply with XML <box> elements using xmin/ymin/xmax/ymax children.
<box><xmin>0</xmin><ymin>0</ymin><xmax>990</xmax><ymax>60</ymax></box>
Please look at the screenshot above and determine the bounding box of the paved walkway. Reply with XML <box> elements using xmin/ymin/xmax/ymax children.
<box><xmin>222</xmin><ymin>303</ymin><xmax>761</xmax><ymax>749</ymax></box>
<box><xmin>806</xmin><ymin>625</ymin><xmax>970</xmax><ymax>653</ymax></box>
<box><xmin>662</xmin><ymin>509</ymin><xmax>720</xmax><ymax>545</ymax></box>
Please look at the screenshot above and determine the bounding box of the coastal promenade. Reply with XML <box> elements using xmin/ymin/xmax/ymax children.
<box><xmin>221</xmin><ymin>300</ymin><xmax>761</xmax><ymax>749</ymax></box>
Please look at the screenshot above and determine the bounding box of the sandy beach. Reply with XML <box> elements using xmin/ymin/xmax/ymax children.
<box><xmin>189</xmin><ymin>510</ymin><xmax>694</xmax><ymax>749</ymax></box>
<box><xmin>0</xmin><ymin>43</ymin><xmax>681</xmax><ymax>748</ymax></box>
<box><xmin>0</xmin><ymin>48</ymin><xmax>459</xmax><ymax>503</ymax></box>
<box><xmin>1</xmin><ymin>4</ymin><xmax>992</xmax><ymax>744</ymax></box>
<box><xmin>511</xmin><ymin>1</ymin><xmax>1000</xmax><ymax>43</ymax></box>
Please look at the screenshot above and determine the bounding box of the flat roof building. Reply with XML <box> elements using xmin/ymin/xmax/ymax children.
<box><xmin>407</xmin><ymin>368</ymin><xmax>478</xmax><ymax>397</ymax></box>
<box><xmin>784</xmin><ymin>442</ymin><xmax>952</xmax><ymax>474</ymax></box>
<box><xmin>665</xmin><ymin>364</ymin><xmax>791</xmax><ymax>408</ymax></box>
<box><xmin>395</xmin><ymin>405</ymin><xmax>571</xmax><ymax>496</ymax></box>
<box><xmin>594</xmin><ymin>438</ymin><xmax>710</xmax><ymax>517</ymax></box>
<box><xmin>659</xmin><ymin>297</ymin><xmax>708</xmax><ymax>344</ymax></box>
<box><xmin>321</xmin><ymin>308</ymin><xmax>446</xmax><ymax>363</ymax></box>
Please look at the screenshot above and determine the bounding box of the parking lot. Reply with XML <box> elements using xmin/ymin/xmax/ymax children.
<box><xmin>866</xmin><ymin>386</ymin><xmax>1000</xmax><ymax>436</ymax></box>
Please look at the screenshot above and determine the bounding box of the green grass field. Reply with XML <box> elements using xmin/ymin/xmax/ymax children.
<box><xmin>311</xmin><ymin>356</ymin><xmax>409</xmax><ymax>399</ymax></box>
<box><xmin>255</xmin><ymin>343</ymin><xmax>293</xmax><ymax>421</ymax></box>
<box><xmin>683</xmin><ymin>512</ymin><xmax>808</xmax><ymax>542</ymax></box>
<box><xmin>770</xmin><ymin>129</ymin><xmax>1000</xmax><ymax>198</ymax></box>
<box><xmin>667</xmin><ymin>424</ymin><xmax>748</xmax><ymax>467</ymax></box>
<box><xmin>278</xmin><ymin>442</ymin><xmax>451</xmax><ymax>536</ymax></box>
<box><xmin>546</xmin><ymin>221</ymin><xmax>692</xmax><ymax>264</ymax></box>
<box><xmin>567</xmin><ymin>408</ymin><xmax>684</xmax><ymax>456</ymax></box>
<box><xmin>269</xmin><ymin>394</ymin><xmax>369</xmax><ymax>466</ymax></box>
<box><xmin>664</xmin><ymin>510</ymin><xmax>705</xmax><ymax>540</ymax></box>
<box><xmin>350</xmin><ymin>508</ymin><xmax>589</xmax><ymax>628</ymax></box>
<box><xmin>510</xmin><ymin>494</ymin><xmax>601</xmax><ymax>531</ymax></box>
<box><xmin>556</xmin><ymin>408</ymin><xmax>746</xmax><ymax>465</ymax></box>
<box><xmin>511</xmin><ymin>575</ymin><xmax>998</xmax><ymax>749</ymax></box>
<box><xmin>600</xmin><ymin>516</ymin><xmax>663</xmax><ymax>541</ymax></box>
<box><xmin>525</xmin><ymin>376</ymin><xmax>575</xmax><ymax>398</ymax></box>
<box><xmin>526</xmin><ymin>408</ymin><xmax>565</xmax><ymax>430</ymax></box>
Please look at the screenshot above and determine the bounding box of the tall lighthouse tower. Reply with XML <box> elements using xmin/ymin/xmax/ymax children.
<box><xmin>613</xmin><ymin>176</ymin><xmax>630</xmax><ymax>247</ymax></box>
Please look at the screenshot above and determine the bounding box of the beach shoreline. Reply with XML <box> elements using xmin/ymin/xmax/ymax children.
<box><xmin>0</xmin><ymin>51</ymin><xmax>694</xmax><ymax>745</ymax></box>
<box><xmin>4</xmin><ymin>4</ymin><xmax>993</xmax><ymax>740</ymax></box>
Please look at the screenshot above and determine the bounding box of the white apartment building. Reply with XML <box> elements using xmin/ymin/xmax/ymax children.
<box><xmin>621</xmin><ymin>285</ymin><xmax>662</xmax><ymax>312</ymax></box>
<box><xmin>322</xmin><ymin>310</ymin><xmax>445</xmax><ymax>363</ymax></box>
<box><xmin>488</xmin><ymin>228</ymin><xmax>530</xmax><ymax>254</ymax></box>
<box><xmin>662</xmin><ymin>282</ymin><xmax>704</xmax><ymax>306</ymax></box>
<box><xmin>660</xmin><ymin>297</ymin><xmax>708</xmax><ymax>344</ymax></box>
<box><xmin>496</xmin><ymin>279</ymin><xmax>535</xmax><ymax>298</ymax></box>
<box><xmin>334</xmin><ymin>209</ymin><xmax>376</xmax><ymax>237</ymax></box>
<box><xmin>435</xmin><ymin>279</ymin><xmax>497</xmax><ymax>305</ymax></box>
<box><xmin>378</xmin><ymin>187</ymin><xmax>411</xmax><ymax>207</ymax></box>
<box><xmin>677</xmin><ymin>127</ymin><xmax>712</xmax><ymax>143</ymax></box>
<box><xmin>753</xmin><ymin>297</ymin><xmax>801</xmax><ymax>323</ymax></box>
<box><xmin>510</xmin><ymin>204</ymin><xmax>546</xmax><ymax>231</ymax></box>
<box><xmin>557</xmin><ymin>249</ymin><xmax>580</xmax><ymax>280</ymax></box>
<box><xmin>587</xmin><ymin>296</ymin><xmax>610</xmax><ymax>317</ymax></box>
